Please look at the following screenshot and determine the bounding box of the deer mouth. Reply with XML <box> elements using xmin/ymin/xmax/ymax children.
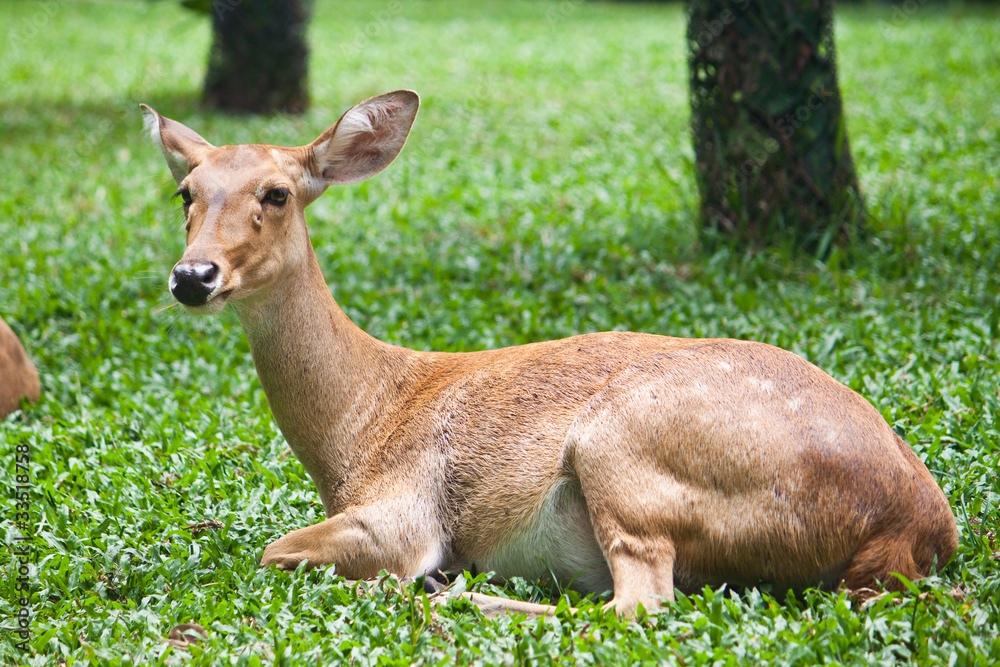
<box><xmin>174</xmin><ymin>286</ymin><xmax>236</xmax><ymax>315</ymax></box>
<box><xmin>201</xmin><ymin>287</ymin><xmax>235</xmax><ymax>311</ymax></box>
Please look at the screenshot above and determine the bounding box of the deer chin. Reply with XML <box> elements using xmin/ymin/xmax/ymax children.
<box><xmin>179</xmin><ymin>287</ymin><xmax>234</xmax><ymax>315</ymax></box>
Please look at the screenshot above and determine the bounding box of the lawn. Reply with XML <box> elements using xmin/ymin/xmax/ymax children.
<box><xmin>1</xmin><ymin>0</ymin><xmax>999</xmax><ymax>664</ymax></box>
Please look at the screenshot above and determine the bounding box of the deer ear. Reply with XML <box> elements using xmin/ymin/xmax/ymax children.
<box><xmin>140</xmin><ymin>104</ymin><xmax>214</xmax><ymax>184</ymax></box>
<box><xmin>307</xmin><ymin>90</ymin><xmax>419</xmax><ymax>186</ymax></box>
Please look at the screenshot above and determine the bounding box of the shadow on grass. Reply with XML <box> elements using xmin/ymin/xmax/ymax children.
<box><xmin>0</xmin><ymin>91</ymin><xmax>323</xmax><ymax>161</ymax></box>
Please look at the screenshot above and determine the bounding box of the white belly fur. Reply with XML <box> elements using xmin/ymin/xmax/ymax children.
<box><xmin>476</xmin><ymin>479</ymin><xmax>613</xmax><ymax>594</ymax></box>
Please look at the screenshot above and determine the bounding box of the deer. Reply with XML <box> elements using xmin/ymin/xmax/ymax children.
<box><xmin>141</xmin><ymin>90</ymin><xmax>958</xmax><ymax>617</ymax></box>
<box><xmin>0</xmin><ymin>316</ymin><xmax>41</xmax><ymax>420</ymax></box>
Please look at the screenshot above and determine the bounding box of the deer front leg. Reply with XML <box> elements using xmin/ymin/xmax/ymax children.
<box><xmin>261</xmin><ymin>502</ymin><xmax>442</xmax><ymax>580</ymax></box>
<box><xmin>262</xmin><ymin>512</ymin><xmax>567</xmax><ymax>620</ymax></box>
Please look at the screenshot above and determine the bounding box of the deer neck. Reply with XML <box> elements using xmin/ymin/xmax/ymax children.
<box><xmin>231</xmin><ymin>247</ymin><xmax>415</xmax><ymax>512</ymax></box>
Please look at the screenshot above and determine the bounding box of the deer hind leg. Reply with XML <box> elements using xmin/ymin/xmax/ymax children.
<box><xmin>840</xmin><ymin>476</ymin><xmax>958</xmax><ymax>593</ymax></box>
<box><xmin>841</xmin><ymin>527</ymin><xmax>952</xmax><ymax>593</ymax></box>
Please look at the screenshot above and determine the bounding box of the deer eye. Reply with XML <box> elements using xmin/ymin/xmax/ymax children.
<box><xmin>173</xmin><ymin>188</ymin><xmax>193</xmax><ymax>206</ymax></box>
<box><xmin>262</xmin><ymin>188</ymin><xmax>290</xmax><ymax>207</ymax></box>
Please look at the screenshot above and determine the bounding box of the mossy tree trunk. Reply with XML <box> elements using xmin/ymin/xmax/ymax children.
<box><xmin>203</xmin><ymin>0</ymin><xmax>311</xmax><ymax>114</ymax></box>
<box><xmin>688</xmin><ymin>0</ymin><xmax>863</xmax><ymax>253</ymax></box>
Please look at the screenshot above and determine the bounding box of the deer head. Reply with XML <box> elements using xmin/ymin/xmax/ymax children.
<box><xmin>141</xmin><ymin>91</ymin><xmax>419</xmax><ymax>314</ymax></box>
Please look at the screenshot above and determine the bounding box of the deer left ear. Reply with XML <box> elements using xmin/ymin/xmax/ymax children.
<box><xmin>307</xmin><ymin>90</ymin><xmax>420</xmax><ymax>187</ymax></box>
<box><xmin>141</xmin><ymin>104</ymin><xmax>215</xmax><ymax>184</ymax></box>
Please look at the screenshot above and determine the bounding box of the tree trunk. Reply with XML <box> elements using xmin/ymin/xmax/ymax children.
<box><xmin>688</xmin><ymin>0</ymin><xmax>864</xmax><ymax>253</ymax></box>
<box><xmin>203</xmin><ymin>0</ymin><xmax>311</xmax><ymax>115</ymax></box>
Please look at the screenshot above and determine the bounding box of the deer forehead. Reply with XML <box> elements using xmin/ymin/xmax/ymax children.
<box><xmin>186</xmin><ymin>144</ymin><xmax>306</xmax><ymax>199</ymax></box>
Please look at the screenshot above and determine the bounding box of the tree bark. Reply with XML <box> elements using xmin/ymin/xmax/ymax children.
<box><xmin>688</xmin><ymin>0</ymin><xmax>864</xmax><ymax>253</ymax></box>
<box><xmin>203</xmin><ymin>0</ymin><xmax>311</xmax><ymax>115</ymax></box>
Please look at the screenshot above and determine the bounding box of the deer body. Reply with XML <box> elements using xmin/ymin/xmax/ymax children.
<box><xmin>143</xmin><ymin>91</ymin><xmax>957</xmax><ymax>614</ymax></box>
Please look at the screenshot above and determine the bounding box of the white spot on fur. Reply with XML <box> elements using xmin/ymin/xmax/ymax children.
<box><xmin>717</xmin><ymin>361</ymin><xmax>733</xmax><ymax>372</ymax></box>
<box><xmin>787</xmin><ymin>398</ymin><xmax>801</xmax><ymax>412</ymax></box>
<box><xmin>748</xmin><ymin>377</ymin><xmax>774</xmax><ymax>394</ymax></box>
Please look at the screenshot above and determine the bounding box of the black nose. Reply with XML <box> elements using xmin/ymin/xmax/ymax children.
<box><xmin>170</xmin><ymin>261</ymin><xmax>220</xmax><ymax>306</ymax></box>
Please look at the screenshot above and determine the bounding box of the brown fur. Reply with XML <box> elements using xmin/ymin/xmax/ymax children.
<box><xmin>143</xmin><ymin>91</ymin><xmax>958</xmax><ymax>615</ymax></box>
<box><xmin>0</xmin><ymin>316</ymin><xmax>40</xmax><ymax>419</ymax></box>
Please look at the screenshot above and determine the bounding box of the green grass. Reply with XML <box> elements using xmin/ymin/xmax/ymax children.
<box><xmin>1</xmin><ymin>0</ymin><xmax>999</xmax><ymax>664</ymax></box>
